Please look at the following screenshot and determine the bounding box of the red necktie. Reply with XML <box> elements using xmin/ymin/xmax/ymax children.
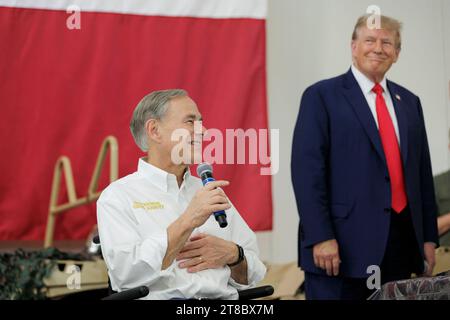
<box><xmin>372</xmin><ymin>83</ymin><xmax>407</xmax><ymax>213</ymax></box>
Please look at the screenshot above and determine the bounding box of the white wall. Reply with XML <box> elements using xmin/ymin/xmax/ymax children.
<box><xmin>257</xmin><ymin>0</ymin><xmax>450</xmax><ymax>263</ymax></box>
<box><xmin>445</xmin><ymin>0</ymin><xmax>450</xmax><ymax>157</ymax></box>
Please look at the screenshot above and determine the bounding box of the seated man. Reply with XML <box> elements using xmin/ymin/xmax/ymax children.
<box><xmin>96</xmin><ymin>89</ymin><xmax>266</xmax><ymax>299</ymax></box>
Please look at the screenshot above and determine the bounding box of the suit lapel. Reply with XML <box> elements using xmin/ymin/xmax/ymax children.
<box><xmin>387</xmin><ymin>81</ymin><xmax>408</xmax><ymax>164</ymax></box>
<box><xmin>341</xmin><ymin>69</ymin><xmax>387</xmax><ymax>165</ymax></box>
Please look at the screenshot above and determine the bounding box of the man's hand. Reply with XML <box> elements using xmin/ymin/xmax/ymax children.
<box><xmin>183</xmin><ymin>180</ymin><xmax>231</xmax><ymax>229</ymax></box>
<box><xmin>423</xmin><ymin>242</ymin><xmax>436</xmax><ymax>276</ymax></box>
<box><xmin>176</xmin><ymin>233</ymin><xmax>238</xmax><ymax>273</ymax></box>
<box><xmin>313</xmin><ymin>239</ymin><xmax>340</xmax><ymax>276</ymax></box>
<box><xmin>162</xmin><ymin>180</ymin><xmax>231</xmax><ymax>270</ymax></box>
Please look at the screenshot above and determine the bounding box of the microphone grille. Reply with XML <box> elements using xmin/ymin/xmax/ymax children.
<box><xmin>197</xmin><ymin>162</ymin><xmax>212</xmax><ymax>176</ymax></box>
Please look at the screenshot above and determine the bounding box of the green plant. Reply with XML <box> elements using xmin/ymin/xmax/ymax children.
<box><xmin>0</xmin><ymin>247</ymin><xmax>89</xmax><ymax>300</ymax></box>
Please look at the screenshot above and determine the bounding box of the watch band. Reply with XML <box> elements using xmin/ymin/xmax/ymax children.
<box><xmin>227</xmin><ymin>244</ymin><xmax>244</xmax><ymax>267</ymax></box>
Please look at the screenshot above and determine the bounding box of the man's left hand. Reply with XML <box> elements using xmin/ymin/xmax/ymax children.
<box><xmin>423</xmin><ymin>242</ymin><xmax>436</xmax><ymax>276</ymax></box>
<box><xmin>176</xmin><ymin>233</ymin><xmax>238</xmax><ymax>273</ymax></box>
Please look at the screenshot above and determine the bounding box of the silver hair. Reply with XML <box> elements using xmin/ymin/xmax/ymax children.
<box><xmin>130</xmin><ymin>89</ymin><xmax>188</xmax><ymax>151</ymax></box>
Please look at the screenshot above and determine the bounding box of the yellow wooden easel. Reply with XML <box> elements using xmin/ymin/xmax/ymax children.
<box><xmin>44</xmin><ymin>136</ymin><xmax>119</xmax><ymax>248</ymax></box>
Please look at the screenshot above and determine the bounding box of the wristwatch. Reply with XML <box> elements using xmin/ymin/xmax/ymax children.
<box><xmin>227</xmin><ymin>244</ymin><xmax>245</xmax><ymax>267</ymax></box>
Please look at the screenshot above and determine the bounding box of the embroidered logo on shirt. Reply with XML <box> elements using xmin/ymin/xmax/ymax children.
<box><xmin>133</xmin><ymin>201</ymin><xmax>164</xmax><ymax>211</ymax></box>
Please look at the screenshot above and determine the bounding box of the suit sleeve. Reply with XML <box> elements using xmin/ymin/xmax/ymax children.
<box><xmin>291</xmin><ymin>85</ymin><xmax>335</xmax><ymax>248</ymax></box>
<box><xmin>417</xmin><ymin>97</ymin><xmax>439</xmax><ymax>246</ymax></box>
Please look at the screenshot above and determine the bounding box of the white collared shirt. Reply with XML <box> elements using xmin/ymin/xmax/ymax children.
<box><xmin>351</xmin><ymin>64</ymin><xmax>401</xmax><ymax>145</ymax></box>
<box><xmin>96</xmin><ymin>158</ymin><xmax>266</xmax><ymax>300</ymax></box>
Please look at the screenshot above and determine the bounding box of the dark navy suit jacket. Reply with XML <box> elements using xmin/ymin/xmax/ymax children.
<box><xmin>291</xmin><ymin>69</ymin><xmax>439</xmax><ymax>278</ymax></box>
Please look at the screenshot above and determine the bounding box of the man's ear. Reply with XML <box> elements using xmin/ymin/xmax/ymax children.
<box><xmin>351</xmin><ymin>40</ymin><xmax>357</xmax><ymax>59</ymax></box>
<box><xmin>145</xmin><ymin>119</ymin><xmax>162</xmax><ymax>144</ymax></box>
<box><xmin>393</xmin><ymin>48</ymin><xmax>401</xmax><ymax>63</ymax></box>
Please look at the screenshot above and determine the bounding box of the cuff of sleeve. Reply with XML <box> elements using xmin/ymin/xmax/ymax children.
<box><xmin>299</xmin><ymin>214</ymin><xmax>335</xmax><ymax>248</ymax></box>
<box><xmin>424</xmin><ymin>236</ymin><xmax>440</xmax><ymax>248</ymax></box>
<box><xmin>229</xmin><ymin>250</ymin><xmax>266</xmax><ymax>290</ymax></box>
<box><xmin>229</xmin><ymin>276</ymin><xmax>250</xmax><ymax>291</ymax></box>
<box><xmin>302</xmin><ymin>233</ymin><xmax>335</xmax><ymax>249</ymax></box>
<box><xmin>424</xmin><ymin>241</ymin><xmax>437</xmax><ymax>248</ymax></box>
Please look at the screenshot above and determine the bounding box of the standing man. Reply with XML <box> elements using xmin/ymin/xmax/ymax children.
<box><xmin>291</xmin><ymin>14</ymin><xmax>439</xmax><ymax>300</ymax></box>
<box><xmin>97</xmin><ymin>89</ymin><xmax>266</xmax><ymax>299</ymax></box>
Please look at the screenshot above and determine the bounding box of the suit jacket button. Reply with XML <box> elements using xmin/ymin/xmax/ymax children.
<box><xmin>384</xmin><ymin>208</ymin><xmax>391</xmax><ymax>213</ymax></box>
<box><xmin>385</xmin><ymin>176</ymin><xmax>390</xmax><ymax>182</ymax></box>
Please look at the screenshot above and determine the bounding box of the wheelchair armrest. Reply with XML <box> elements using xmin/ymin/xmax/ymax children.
<box><xmin>102</xmin><ymin>286</ymin><xmax>149</xmax><ymax>300</ymax></box>
<box><xmin>238</xmin><ymin>285</ymin><xmax>274</xmax><ymax>300</ymax></box>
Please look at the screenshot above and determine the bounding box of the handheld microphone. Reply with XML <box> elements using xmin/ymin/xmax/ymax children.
<box><xmin>196</xmin><ymin>162</ymin><xmax>228</xmax><ymax>228</ymax></box>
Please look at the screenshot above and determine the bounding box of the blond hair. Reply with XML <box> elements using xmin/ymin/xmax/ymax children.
<box><xmin>352</xmin><ymin>14</ymin><xmax>403</xmax><ymax>50</ymax></box>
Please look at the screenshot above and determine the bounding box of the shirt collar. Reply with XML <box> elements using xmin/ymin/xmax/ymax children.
<box><xmin>351</xmin><ymin>64</ymin><xmax>388</xmax><ymax>95</ymax></box>
<box><xmin>137</xmin><ymin>158</ymin><xmax>192</xmax><ymax>192</ymax></box>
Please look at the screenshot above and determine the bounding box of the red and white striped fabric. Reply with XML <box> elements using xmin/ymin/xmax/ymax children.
<box><xmin>0</xmin><ymin>0</ymin><xmax>272</xmax><ymax>240</ymax></box>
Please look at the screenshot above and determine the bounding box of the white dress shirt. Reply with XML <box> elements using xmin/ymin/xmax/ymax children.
<box><xmin>351</xmin><ymin>64</ymin><xmax>401</xmax><ymax>145</ymax></box>
<box><xmin>96</xmin><ymin>158</ymin><xmax>266</xmax><ymax>300</ymax></box>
